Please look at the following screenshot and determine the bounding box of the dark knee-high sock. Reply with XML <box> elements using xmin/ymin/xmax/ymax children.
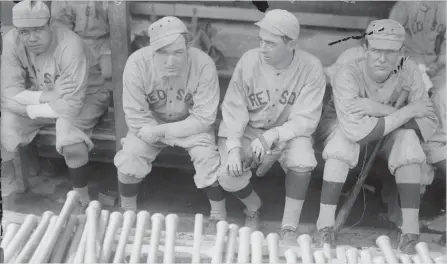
<box><xmin>396</xmin><ymin>164</ymin><xmax>421</xmax><ymax>235</ymax></box>
<box><xmin>203</xmin><ymin>182</ymin><xmax>227</xmax><ymax>220</ymax></box>
<box><xmin>118</xmin><ymin>172</ymin><xmax>141</xmax><ymax>212</ymax></box>
<box><xmin>317</xmin><ymin>159</ymin><xmax>349</xmax><ymax>230</ymax></box>
<box><xmin>282</xmin><ymin>170</ymin><xmax>312</xmax><ymax>230</ymax></box>
<box><xmin>232</xmin><ymin>183</ymin><xmax>261</xmax><ymax>212</ymax></box>
<box><xmin>68</xmin><ymin>164</ymin><xmax>90</xmax><ymax>206</ymax></box>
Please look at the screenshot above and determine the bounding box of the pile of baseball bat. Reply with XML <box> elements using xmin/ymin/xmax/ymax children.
<box><xmin>1</xmin><ymin>190</ymin><xmax>446</xmax><ymax>264</ymax></box>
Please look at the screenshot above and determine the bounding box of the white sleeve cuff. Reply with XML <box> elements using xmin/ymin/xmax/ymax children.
<box><xmin>13</xmin><ymin>90</ymin><xmax>43</xmax><ymax>105</ymax></box>
<box><xmin>26</xmin><ymin>103</ymin><xmax>59</xmax><ymax>119</ymax></box>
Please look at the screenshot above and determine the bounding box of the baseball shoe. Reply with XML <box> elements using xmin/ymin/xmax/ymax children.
<box><xmin>204</xmin><ymin>217</ymin><xmax>222</xmax><ymax>235</ymax></box>
<box><xmin>438</xmin><ymin>233</ymin><xmax>446</xmax><ymax>246</ymax></box>
<box><xmin>280</xmin><ymin>227</ymin><xmax>297</xmax><ymax>244</ymax></box>
<box><xmin>243</xmin><ymin>208</ymin><xmax>261</xmax><ymax>231</ymax></box>
<box><xmin>314</xmin><ymin>227</ymin><xmax>336</xmax><ymax>248</ymax></box>
<box><xmin>398</xmin><ymin>233</ymin><xmax>419</xmax><ymax>255</ymax></box>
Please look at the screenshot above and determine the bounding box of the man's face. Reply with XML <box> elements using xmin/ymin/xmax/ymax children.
<box><xmin>154</xmin><ymin>35</ymin><xmax>188</xmax><ymax>77</ymax></box>
<box><xmin>17</xmin><ymin>23</ymin><xmax>52</xmax><ymax>55</ymax></box>
<box><xmin>258</xmin><ymin>28</ymin><xmax>293</xmax><ymax>67</ymax></box>
<box><xmin>364</xmin><ymin>44</ymin><xmax>402</xmax><ymax>82</ymax></box>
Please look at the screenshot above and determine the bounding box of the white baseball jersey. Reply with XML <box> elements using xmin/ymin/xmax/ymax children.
<box><xmin>51</xmin><ymin>0</ymin><xmax>109</xmax><ymax>40</ymax></box>
<box><xmin>389</xmin><ymin>1</ymin><xmax>446</xmax><ymax>65</ymax></box>
<box><xmin>218</xmin><ymin>48</ymin><xmax>326</xmax><ymax>147</ymax></box>
<box><xmin>332</xmin><ymin>57</ymin><xmax>438</xmax><ymax>143</ymax></box>
<box><xmin>122</xmin><ymin>46</ymin><xmax>220</xmax><ymax>136</ymax></box>
<box><xmin>1</xmin><ymin>23</ymin><xmax>104</xmax><ymax>117</ymax></box>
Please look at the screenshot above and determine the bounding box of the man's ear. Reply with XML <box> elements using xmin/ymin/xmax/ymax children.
<box><xmin>286</xmin><ymin>39</ymin><xmax>297</xmax><ymax>51</ymax></box>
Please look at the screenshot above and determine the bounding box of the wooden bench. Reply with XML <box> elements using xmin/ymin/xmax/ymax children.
<box><xmin>12</xmin><ymin>1</ymin><xmax>378</xmax><ymax>192</ymax></box>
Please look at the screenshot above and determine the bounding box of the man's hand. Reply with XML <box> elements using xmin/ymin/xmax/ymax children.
<box><xmin>407</xmin><ymin>99</ymin><xmax>436</xmax><ymax>118</ymax></box>
<box><xmin>227</xmin><ymin>147</ymin><xmax>244</xmax><ymax>177</ymax></box>
<box><xmin>348</xmin><ymin>98</ymin><xmax>396</xmax><ymax>117</ymax></box>
<box><xmin>168</xmin><ymin>133</ymin><xmax>213</xmax><ymax>149</ymax></box>
<box><xmin>250</xmin><ymin>129</ymin><xmax>279</xmax><ymax>162</ymax></box>
<box><xmin>40</xmin><ymin>74</ymin><xmax>78</xmax><ymax>103</ymax></box>
<box><xmin>137</xmin><ymin>125</ymin><xmax>165</xmax><ymax>144</ymax></box>
<box><xmin>426</xmin><ymin>63</ymin><xmax>442</xmax><ymax>77</ymax></box>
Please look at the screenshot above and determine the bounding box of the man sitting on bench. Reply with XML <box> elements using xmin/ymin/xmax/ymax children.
<box><xmin>113</xmin><ymin>17</ymin><xmax>223</xmax><ymax>229</ymax></box>
<box><xmin>313</xmin><ymin>19</ymin><xmax>439</xmax><ymax>253</ymax></box>
<box><xmin>1</xmin><ymin>0</ymin><xmax>110</xmax><ymax>207</ymax></box>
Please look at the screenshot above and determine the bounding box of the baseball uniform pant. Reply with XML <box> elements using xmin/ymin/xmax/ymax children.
<box><xmin>314</xmin><ymin>112</ymin><xmax>426</xmax><ymax>233</ymax></box>
<box><xmin>423</xmin><ymin>67</ymin><xmax>446</xmax><ymax>165</ymax></box>
<box><xmin>114</xmin><ymin>130</ymin><xmax>221</xmax><ymax>189</ymax></box>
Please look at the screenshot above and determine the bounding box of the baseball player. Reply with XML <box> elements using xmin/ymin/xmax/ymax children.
<box><xmin>313</xmin><ymin>19</ymin><xmax>439</xmax><ymax>254</ymax></box>
<box><xmin>389</xmin><ymin>0</ymin><xmax>446</xmax><ymax>176</ymax></box>
<box><xmin>217</xmin><ymin>9</ymin><xmax>326</xmax><ymax>235</ymax></box>
<box><xmin>113</xmin><ymin>16</ymin><xmax>225</xmax><ymax>230</ymax></box>
<box><xmin>51</xmin><ymin>0</ymin><xmax>112</xmax><ymax>79</ymax></box>
<box><xmin>1</xmin><ymin>0</ymin><xmax>110</xmax><ymax>206</ymax></box>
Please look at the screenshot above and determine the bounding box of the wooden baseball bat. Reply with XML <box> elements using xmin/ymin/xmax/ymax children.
<box><xmin>98</xmin><ymin>210</ymin><xmax>111</xmax><ymax>248</ymax></box>
<box><xmin>99</xmin><ymin>212</ymin><xmax>123</xmax><ymax>263</ymax></box>
<box><xmin>297</xmin><ymin>234</ymin><xmax>313</xmax><ymax>264</ymax></box>
<box><xmin>412</xmin><ymin>254</ymin><xmax>423</xmax><ymax>264</ymax></box>
<box><xmin>372</xmin><ymin>255</ymin><xmax>386</xmax><ymax>264</ymax></box>
<box><xmin>415</xmin><ymin>242</ymin><xmax>434</xmax><ymax>264</ymax></box>
<box><xmin>29</xmin><ymin>215</ymin><xmax>58</xmax><ymax>263</ymax></box>
<box><xmin>237</xmin><ymin>227</ymin><xmax>251</xmax><ymax>264</ymax></box>
<box><xmin>113</xmin><ymin>210</ymin><xmax>137</xmax><ymax>263</ymax></box>
<box><xmin>376</xmin><ymin>235</ymin><xmax>399</xmax><ymax>264</ymax></box>
<box><xmin>49</xmin><ymin>214</ymin><xmax>77</xmax><ymax>263</ymax></box>
<box><xmin>211</xmin><ymin>220</ymin><xmax>229</xmax><ymax>264</ymax></box>
<box><xmin>147</xmin><ymin>213</ymin><xmax>165</xmax><ymax>264</ymax></box>
<box><xmin>336</xmin><ymin>246</ymin><xmax>347</xmax><ymax>264</ymax></box>
<box><xmin>1</xmin><ymin>223</ymin><xmax>20</xmax><ymax>248</ymax></box>
<box><xmin>313</xmin><ymin>250</ymin><xmax>326</xmax><ymax>264</ymax></box>
<box><xmin>266</xmin><ymin>233</ymin><xmax>279</xmax><ymax>264</ymax></box>
<box><xmin>334</xmin><ymin>90</ymin><xmax>410</xmax><ymax>232</ymax></box>
<box><xmin>72</xmin><ymin>215</ymin><xmax>90</xmax><ymax>263</ymax></box>
<box><xmin>29</xmin><ymin>190</ymin><xmax>80</xmax><ymax>263</ymax></box>
<box><xmin>85</xmin><ymin>201</ymin><xmax>101</xmax><ymax>264</ymax></box>
<box><xmin>399</xmin><ymin>254</ymin><xmax>412</xmax><ymax>264</ymax></box>
<box><xmin>346</xmin><ymin>247</ymin><xmax>359</xmax><ymax>264</ymax></box>
<box><xmin>4</xmin><ymin>214</ymin><xmax>38</xmax><ymax>263</ymax></box>
<box><xmin>191</xmin><ymin>214</ymin><xmax>203</xmax><ymax>264</ymax></box>
<box><xmin>224</xmin><ymin>223</ymin><xmax>239</xmax><ymax>264</ymax></box>
<box><xmin>250</xmin><ymin>231</ymin><xmax>264</xmax><ymax>264</ymax></box>
<box><xmin>64</xmin><ymin>215</ymin><xmax>87</xmax><ymax>263</ymax></box>
<box><xmin>163</xmin><ymin>214</ymin><xmax>179</xmax><ymax>264</ymax></box>
<box><xmin>284</xmin><ymin>249</ymin><xmax>297</xmax><ymax>264</ymax></box>
<box><xmin>129</xmin><ymin>211</ymin><xmax>150</xmax><ymax>264</ymax></box>
<box><xmin>13</xmin><ymin>211</ymin><xmax>54</xmax><ymax>263</ymax></box>
<box><xmin>359</xmin><ymin>248</ymin><xmax>373</xmax><ymax>264</ymax></box>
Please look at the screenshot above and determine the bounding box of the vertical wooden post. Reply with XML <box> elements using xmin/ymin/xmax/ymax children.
<box><xmin>108</xmin><ymin>1</ymin><xmax>131</xmax><ymax>151</ymax></box>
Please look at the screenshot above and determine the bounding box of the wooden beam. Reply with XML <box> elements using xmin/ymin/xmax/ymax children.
<box><xmin>130</xmin><ymin>3</ymin><xmax>376</xmax><ymax>30</ymax></box>
<box><xmin>109</xmin><ymin>1</ymin><xmax>131</xmax><ymax>151</ymax></box>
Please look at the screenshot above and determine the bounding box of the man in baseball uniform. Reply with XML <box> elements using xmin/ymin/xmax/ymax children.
<box><xmin>51</xmin><ymin>0</ymin><xmax>112</xmax><ymax>79</ymax></box>
<box><xmin>113</xmin><ymin>16</ymin><xmax>223</xmax><ymax>227</ymax></box>
<box><xmin>389</xmin><ymin>0</ymin><xmax>446</xmax><ymax>176</ymax></box>
<box><xmin>314</xmin><ymin>19</ymin><xmax>439</xmax><ymax>253</ymax></box>
<box><xmin>1</xmin><ymin>0</ymin><xmax>110</xmax><ymax>206</ymax></box>
<box><xmin>217</xmin><ymin>9</ymin><xmax>326</xmax><ymax>235</ymax></box>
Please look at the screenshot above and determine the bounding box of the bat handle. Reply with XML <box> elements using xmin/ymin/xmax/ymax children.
<box><xmin>376</xmin><ymin>235</ymin><xmax>399</xmax><ymax>264</ymax></box>
<box><xmin>147</xmin><ymin>213</ymin><xmax>164</xmax><ymax>264</ymax></box>
<box><xmin>237</xmin><ymin>227</ymin><xmax>252</xmax><ymax>264</ymax></box>
<box><xmin>297</xmin><ymin>234</ymin><xmax>313</xmax><ymax>264</ymax></box>
<box><xmin>313</xmin><ymin>250</ymin><xmax>326</xmax><ymax>264</ymax></box>
<box><xmin>346</xmin><ymin>247</ymin><xmax>358</xmax><ymax>264</ymax></box>
<box><xmin>336</xmin><ymin>246</ymin><xmax>347</xmax><ymax>263</ymax></box>
<box><xmin>284</xmin><ymin>249</ymin><xmax>297</xmax><ymax>264</ymax></box>
<box><xmin>266</xmin><ymin>233</ymin><xmax>279</xmax><ymax>264</ymax></box>
<box><xmin>211</xmin><ymin>220</ymin><xmax>229</xmax><ymax>264</ymax></box>
<box><xmin>191</xmin><ymin>214</ymin><xmax>203</xmax><ymax>264</ymax></box>
<box><xmin>163</xmin><ymin>214</ymin><xmax>179</xmax><ymax>264</ymax></box>
<box><xmin>250</xmin><ymin>231</ymin><xmax>264</xmax><ymax>264</ymax></box>
<box><xmin>129</xmin><ymin>211</ymin><xmax>150</xmax><ymax>264</ymax></box>
<box><xmin>359</xmin><ymin>248</ymin><xmax>373</xmax><ymax>264</ymax></box>
<box><xmin>415</xmin><ymin>242</ymin><xmax>434</xmax><ymax>264</ymax></box>
<box><xmin>225</xmin><ymin>224</ymin><xmax>239</xmax><ymax>264</ymax></box>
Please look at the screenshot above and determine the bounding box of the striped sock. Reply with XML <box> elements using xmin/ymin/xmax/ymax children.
<box><xmin>396</xmin><ymin>164</ymin><xmax>421</xmax><ymax>235</ymax></box>
<box><xmin>209</xmin><ymin>199</ymin><xmax>227</xmax><ymax>220</ymax></box>
<box><xmin>317</xmin><ymin>159</ymin><xmax>349</xmax><ymax>230</ymax></box>
<box><xmin>281</xmin><ymin>170</ymin><xmax>312</xmax><ymax>229</ymax></box>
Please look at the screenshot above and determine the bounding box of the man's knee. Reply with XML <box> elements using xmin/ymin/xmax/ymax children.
<box><xmin>61</xmin><ymin>142</ymin><xmax>89</xmax><ymax>168</ymax></box>
<box><xmin>387</xmin><ymin>129</ymin><xmax>426</xmax><ymax>175</ymax></box>
<box><xmin>322</xmin><ymin>131</ymin><xmax>360</xmax><ymax>169</ymax></box>
<box><xmin>282</xmin><ymin>137</ymin><xmax>317</xmax><ymax>173</ymax></box>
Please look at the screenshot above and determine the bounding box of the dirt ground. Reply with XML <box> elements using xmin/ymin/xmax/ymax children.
<box><xmin>2</xmin><ymin>157</ymin><xmax>446</xmax><ymax>255</ymax></box>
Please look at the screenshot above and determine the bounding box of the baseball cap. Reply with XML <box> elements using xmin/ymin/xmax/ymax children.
<box><xmin>148</xmin><ymin>16</ymin><xmax>188</xmax><ymax>51</ymax></box>
<box><xmin>255</xmin><ymin>9</ymin><xmax>300</xmax><ymax>40</ymax></box>
<box><xmin>12</xmin><ymin>0</ymin><xmax>50</xmax><ymax>28</ymax></box>
<box><xmin>365</xmin><ymin>19</ymin><xmax>405</xmax><ymax>51</ymax></box>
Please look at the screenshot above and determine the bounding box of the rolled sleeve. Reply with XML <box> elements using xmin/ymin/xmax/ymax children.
<box><xmin>1</xmin><ymin>32</ymin><xmax>28</xmax><ymax>100</ymax></box>
<box><xmin>218</xmin><ymin>57</ymin><xmax>250</xmax><ymax>145</ymax></box>
<box><xmin>122</xmin><ymin>56</ymin><xmax>159</xmax><ymax>135</ymax></box>
<box><xmin>48</xmin><ymin>39</ymin><xmax>89</xmax><ymax>117</ymax></box>
<box><xmin>274</xmin><ymin>62</ymin><xmax>326</xmax><ymax>143</ymax></box>
<box><xmin>333</xmin><ymin>67</ymin><xmax>379</xmax><ymax>142</ymax></box>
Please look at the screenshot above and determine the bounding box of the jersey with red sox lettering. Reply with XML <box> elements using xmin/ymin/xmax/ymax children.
<box><xmin>389</xmin><ymin>1</ymin><xmax>446</xmax><ymax>65</ymax></box>
<box><xmin>218</xmin><ymin>48</ymin><xmax>326</xmax><ymax>146</ymax></box>
<box><xmin>1</xmin><ymin>23</ymin><xmax>105</xmax><ymax>117</ymax></box>
<box><xmin>122</xmin><ymin>46</ymin><xmax>219</xmax><ymax>136</ymax></box>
